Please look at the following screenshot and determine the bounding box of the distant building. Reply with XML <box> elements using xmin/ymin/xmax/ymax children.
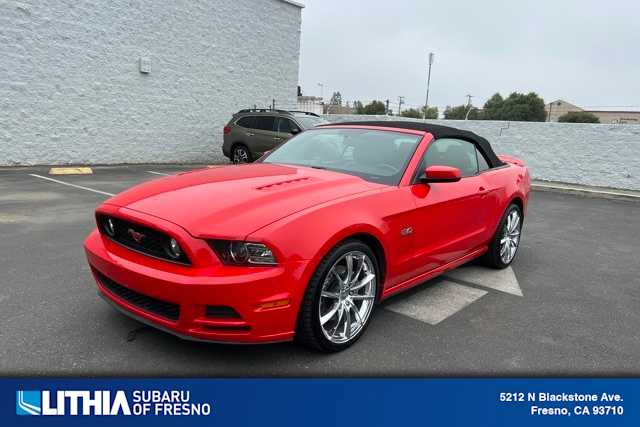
<box><xmin>297</xmin><ymin>96</ymin><xmax>324</xmax><ymax>115</ymax></box>
<box><xmin>2</xmin><ymin>0</ymin><xmax>304</xmax><ymax>165</ymax></box>
<box><xmin>545</xmin><ymin>100</ymin><xmax>640</xmax><ymax>123</ymax></box>
<box><xmin>325</xmin><ymin>103</ymin><xmax>355</xmax><ymax>115</ymax></box>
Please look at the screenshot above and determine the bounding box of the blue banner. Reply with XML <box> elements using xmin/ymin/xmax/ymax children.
<box><xmin>2</xmin><ymin>378</ymin><xmax>637</xmax><ymax>426</ymax></box>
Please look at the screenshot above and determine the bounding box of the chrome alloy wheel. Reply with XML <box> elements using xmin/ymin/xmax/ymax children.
<box><xmin>500</xmin><ymin>209</ymin><xmax>521</xmax><ymax>264</ymax></box>
<box><xmin>232</xmin><ymin>146</ymin><xmax>249</xmax><ymax>163</ymax></box>
<box><xmin>318</xmin><ymin>251</ymin><xmax>377</xmax><ymax>344</ymax></box>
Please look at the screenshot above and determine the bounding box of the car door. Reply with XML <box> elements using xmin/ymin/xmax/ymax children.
<box><xmin>274</xmin><ymin>117</ymin><xmax>300</xmax><ymax>147</ymax></box>
<box><xmin>252</xmin><ymin>115</ymin><xmax>279</xmax><ymax>156</ymax></box>
<box><xmin>408</xmin><ymin>138</ymin><xmax>491</xmax><ymax>274</ymax></box>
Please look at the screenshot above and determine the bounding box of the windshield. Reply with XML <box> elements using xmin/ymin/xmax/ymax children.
<box><xmin>263</xmin><ymin>128</ymin><xmax>422</xmax><ymax>185</ymax></box>
<box><xmin>295</xmin><ymin>115</ymin><xmax>329</xmax><ymax>129</ymax></box>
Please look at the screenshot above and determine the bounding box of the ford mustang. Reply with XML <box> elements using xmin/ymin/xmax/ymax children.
<box><xmin>84</xmin><ymin>121</ymin><xmax>530</xmax><ymax>352</ymax></box>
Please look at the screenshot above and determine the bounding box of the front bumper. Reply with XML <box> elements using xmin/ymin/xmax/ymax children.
<box><xmin>84</xmin><ymin>228</ymin><xmax>310</xmax><ymax>344</ymax></box>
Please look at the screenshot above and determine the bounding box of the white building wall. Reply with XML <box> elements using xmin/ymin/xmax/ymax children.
<box><xmin>1</xmin><ymin>0</ymin><xmax>302</xmax><ymax>165</ymax></box>
<box><xmin>324</xmin><ymin>115</ymin><xmax>640</xmax><ymax>191</ymax></box>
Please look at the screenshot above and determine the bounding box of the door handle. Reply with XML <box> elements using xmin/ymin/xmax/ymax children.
<box><xmin>246</xmin><ymin>132</ymin><xmax>255</xmax><ymax>137</ymax></box>
<box><xmin>273</xmin><ymin>136</ymin><xmax>283</xmax><ymax>140</ymax></box>
<box><xmin>478</xmin><ymin>186</ymin><xmax>489</xmax><ymax>195</ymax></box>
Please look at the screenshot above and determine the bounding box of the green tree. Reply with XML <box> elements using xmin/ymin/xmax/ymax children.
<box><xmin>557</xmin><ymin>111</ymin><xmax>600</xmax><ymax>123</ymax></box>
<box><xmin>423</xmin><ymin>106</ymin><xmax>439</xmax><ymax>119</ymax></box>
<box><xmin>400</xmin><ymin>108</ymin><xmax>423</xmax><ymax>119</ymax></box>
<box><xmin>444</xmin><ymin>105</ymin><xmax>479</xmax><ymax>120</ymax></box>
<box><xmin>483</xmin><ymin>92</ymin><xmax>545</xmax><ymax>121</ymax></box>
<box><xmin>399</xmin><ymin>106</ymin><xmax>439</xmax><ymax>119</ymax></box>
<box><xmin>362</xmin><ymin>100</ymin><xmax>387</xmax><ymax>115</ymax></box>
<box><xmin>482</xmin><ymin>93</ymin><xmax>504</xmax><ymax>120</ymax></box>
<box><xmin>353</xmin><ymin>100</ymin><xmax>364</xmax><ymax>114</ymax></box>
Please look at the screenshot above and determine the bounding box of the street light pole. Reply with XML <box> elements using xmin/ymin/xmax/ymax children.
<box><xmin>424</xmin><ymin>52</ymin><xmax>434</xmax><ymax>120</ymax></box>
<box><xmin>317</xmin><ymin>83</ymin><xmax>324</xmax><ymax>100</ymax></box>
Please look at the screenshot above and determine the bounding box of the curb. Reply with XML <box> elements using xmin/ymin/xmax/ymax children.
<box><xmin>532</xmin><ymin>182</ymin><xmax>640</xmax><ymax>201</ymax></box>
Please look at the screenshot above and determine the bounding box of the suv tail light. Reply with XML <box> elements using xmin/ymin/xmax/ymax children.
<box><xmin>223</xmin><ymin>125</ymin><xmax>231</xmax><ymax>135</ymax></box>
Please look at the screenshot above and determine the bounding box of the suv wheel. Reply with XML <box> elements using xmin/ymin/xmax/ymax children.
<box><xmin>231</xmin><ymin>144</ymin><xmax>252</xmax><ymax>164</ymax></box>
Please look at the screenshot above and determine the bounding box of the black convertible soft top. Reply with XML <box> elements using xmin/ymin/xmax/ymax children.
<box><xmin>321</xmin><ymin>120</ymin><xmax>504</xmax><ymax>168</ymax></box>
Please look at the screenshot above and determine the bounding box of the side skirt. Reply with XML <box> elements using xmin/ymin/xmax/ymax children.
<box><xmin>380</xmin><ymin>247</ymin><xmax>487</xmax><ymax>300</ymax></box>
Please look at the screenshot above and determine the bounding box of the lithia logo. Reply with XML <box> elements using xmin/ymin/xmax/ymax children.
<box><xmin>16</xmin><ymin>391</ymin><xmax>41</xmax><ymax>416</ymax></box>
<box><xmin>16</xmin><ymin>390</ymin><xmax>212</xmax><ymax>416</ymax></box>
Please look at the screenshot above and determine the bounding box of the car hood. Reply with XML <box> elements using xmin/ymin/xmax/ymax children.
<box><xmin>105</xmin><ymin>164</ymin><xmax>380</xmax><ymax>238</ymax></box>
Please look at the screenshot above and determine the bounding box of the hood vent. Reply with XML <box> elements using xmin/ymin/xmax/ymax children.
<box><xmin>255</xmin><ymin>177</ymin><xmax>311</xmax><ymax>190</ymax></box>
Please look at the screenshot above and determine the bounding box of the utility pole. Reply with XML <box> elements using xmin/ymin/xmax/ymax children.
<box><xmin>464</xmin><ymin>94</ymin><xmax>474</xmax><ymax>120</ymax></box>
<box><xmin>317</xmin><ymin>83</ymin><xmax>324</xmax><ymax>100</ymax></box>
<box><xmin>385</xmin><ymin>99</ymin><xmax>390</xmax><ymax>115</ymax></box>
<box><xmin>465</xmin><ymin>94</ymin><xmax>473</xmax><ymax>106</ymax></box>
<box><xmin>424</xmin><ymin>52</ymin><xmax>434</xmax><ymax>119</ymax></box>
<box><xmin>398</xmin><ymin>96</ymin><xmax>405</xmax><ymax>116</ymax></box>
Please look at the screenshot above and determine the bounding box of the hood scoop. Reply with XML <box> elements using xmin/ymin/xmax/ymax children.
<box><xmin>255</xmin><ymin>177</ymin><xmax>312</xmax><ymax>190</ymax></box>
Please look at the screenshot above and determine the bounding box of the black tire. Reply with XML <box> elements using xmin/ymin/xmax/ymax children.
<box><xmin>482</xmin><ymin>203</ymin><xmax>523</xmax><ymax>269</ymax></box>
<box><xmin>231</xmin><ymin>144</ymin><xmax>252</xmax><ymax>164</ymax></box>
<box><xmin>296</xmin><ymin>240</ymin><xmax>380</xmax><ymax>352</ymax></box>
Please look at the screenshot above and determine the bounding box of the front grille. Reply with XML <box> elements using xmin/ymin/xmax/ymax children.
<box><xmin>95</xmin><ymin>270</ymin><xmax>180</xmax><ymax>321</ymax></box>
<box><xmin>97</xmin><ymin>214</ymin><xmax>191</xmax><ymax>265</ymax></box>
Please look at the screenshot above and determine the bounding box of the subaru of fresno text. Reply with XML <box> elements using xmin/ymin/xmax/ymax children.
<box><xmin>222</xmin><ymin>109</ymin><xmax>328</xmax><ymax>163</ymax></box>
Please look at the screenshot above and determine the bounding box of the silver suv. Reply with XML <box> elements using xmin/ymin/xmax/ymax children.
<box><xmin>222</xmin><ymin>109</ymin><xmax>328</xmax><ymax>163</ymax></box>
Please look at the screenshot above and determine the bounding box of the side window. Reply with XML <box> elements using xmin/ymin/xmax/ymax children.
<box><xmin>254</xmin><ymin>116</ymin><xmax>276</xmax><ymax>132</ymax></box>
<box><xmin>422</xmin><ymin>138</ymin><xmax>479</xmax><ymax>177</ymax></box>
<box><xmin>276</xmin><ymin>118</ymin><xmax>299</xmax><ymax>134</ymax></box>
<box><xmin>236</xmin><ymin>116</ymin><xmax>256</xmax><ymax>129</ymax></box>
<box><xmin>477</xmin><ymin>149</ymin><xmax>490</xmax><ymax>172</ymax></box>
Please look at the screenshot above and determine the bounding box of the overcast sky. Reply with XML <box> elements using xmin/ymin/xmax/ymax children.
<box><xmin>298</xmin><ymin>0</ymin><xmax>640</xmax><ymax>112</ymax></box>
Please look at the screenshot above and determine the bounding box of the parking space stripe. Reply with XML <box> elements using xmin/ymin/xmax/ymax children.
<box><xmin>444</xmin><ymin>265</ymin><xmax>523</xmax><ymax>296</ymax></box>
<box><xmin>384</xmin><ymin>281</ymin><xmax>487</xmax><ymax>325</ymax></box>
<box><xmin>29</xmin><ymin>174</ymin><xmax>115</xmax><ymax>197</ymax></box>
<box><xmin>146</xmin><ymin>171</ymin><xmax>170</xmax><ymax>176</ymax></box>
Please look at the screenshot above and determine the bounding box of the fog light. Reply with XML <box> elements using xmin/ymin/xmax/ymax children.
<box><xmin>104</xmin><ymin>218</ymin><xmax>116</xmax><ymax>237</ymax></box>
<box><xmin>167</xmin><ymin>238</ymin><xmax>182</xmax><ymax>259</ymax></box>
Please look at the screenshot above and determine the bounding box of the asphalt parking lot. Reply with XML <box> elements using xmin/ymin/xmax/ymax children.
<box><xmin>1</xmin><ymin>164</ymin><xmax>639</xmax><ymax>376</ymax></box>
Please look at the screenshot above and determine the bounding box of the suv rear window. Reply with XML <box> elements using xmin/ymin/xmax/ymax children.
<box><xmin>254</xmin><ymin>116</ymin><xmax>276</xmax><ymax>131</ymax></box>
<box><xmin>236</xmin><ymin>116</ymin><xmax>255</xmax><ymax>128</ymax></box>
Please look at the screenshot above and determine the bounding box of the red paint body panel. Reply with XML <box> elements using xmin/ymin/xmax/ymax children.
<box><xmin>84</xmin><ymin>126</ymin><xmax>530</xmax><ymax>343</ymax></box>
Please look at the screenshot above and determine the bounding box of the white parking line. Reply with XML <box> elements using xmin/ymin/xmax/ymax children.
<box><xmin>385</xmin><ymin>281</ymin><xmax>488</xmax><ymax>325</ymax></box>
<box><xmin>146</xmin><ymin>171</ymin><xmax>170</xmax><ymax>176</ymax></box>
<box><xmin>29</xmin><ymin>174</ymin><xmax>115</xmax><ymax>197</ymax></box>
<box><xmin>445</xmin><ymin>265</ymin><xmax>523</xmax><ymax>296</ymax></box>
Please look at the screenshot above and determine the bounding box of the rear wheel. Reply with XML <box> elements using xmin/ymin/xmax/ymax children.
<box><xmin>231</xmin><ymin>144</ymin><xmax>252</xmax><ymax>164</ymax></box>
<box><xmin>297</xmin><ymin>240</ymin><xmax>379</xmax><ymax>352</ymax></box>
<box><xmin>482</xmin><ymin>203</ymin><xmax>523</xmax><ymax>269</ymax></box>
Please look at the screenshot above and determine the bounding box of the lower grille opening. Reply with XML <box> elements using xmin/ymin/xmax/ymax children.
<box><xmin>95</xmin><ymin>269</ymin><xmax>180</xmax><ymax>321</ymax></box>
<box><xmin>205</xmin><ymin>305</ymin><xmax>241</xmax><ymax>319</ymax></box>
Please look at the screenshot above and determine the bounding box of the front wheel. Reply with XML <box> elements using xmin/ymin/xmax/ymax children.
<box><xmin>297</xmin><ymin>240</ymin><xmax>379</xmax><ymax>352</ymax></box>
<box><xmin>482</xmin><ymin>203</ymin><xmax>523</xmax><ymax>269</ymax></box>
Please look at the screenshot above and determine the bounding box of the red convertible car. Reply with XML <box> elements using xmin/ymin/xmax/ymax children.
<box><xmin>84</xmin><ymin>121</ymin><xmax>530</xmax><ymax>352</ymax></box>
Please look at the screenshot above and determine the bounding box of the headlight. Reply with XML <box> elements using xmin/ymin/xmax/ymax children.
<box><xmin>209</xmin><ymin>241</ymin><xmax>277</xmax><ymax>266</ymax></box>
<box><xmin>165</xmin><ymin>238</ymin><xmax>182</xmax><ymax>260</ymax></box>
<box><xmin>103</xmin><ymin>217</ymin><xmax>116</xmax><ymax>237</ymax></box>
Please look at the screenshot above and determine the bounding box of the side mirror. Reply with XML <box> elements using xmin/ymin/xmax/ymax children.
<box><xmin>421</xmin><ymin>165</ymin><xmax>462</xmax><ymax>183</ymax></box>
<box><xmin>290</xmin><ymin>127</ymin><xmax>301</xmax><ymax>135</ymax></box>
